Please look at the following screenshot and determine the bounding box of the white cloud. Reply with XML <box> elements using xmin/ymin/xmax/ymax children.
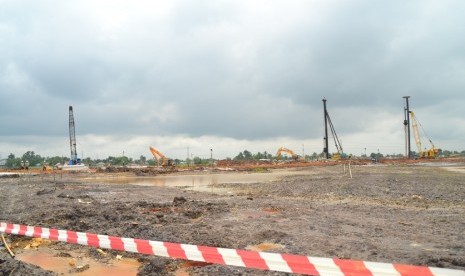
<box><xmin>1</xmin><ymin>0</ymin><xmax>464</xmax><ymax>159</ymax></box>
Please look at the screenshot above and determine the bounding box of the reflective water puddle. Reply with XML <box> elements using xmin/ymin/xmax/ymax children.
<box><xmin>84</xmin><ymin>169</ymin><xmax>315</xmax><ymax>194</ymax></box>
<box><xmin>16</xmin><ymin>247</ymin><xmax>140</xmax><ymax>276</ymax></box>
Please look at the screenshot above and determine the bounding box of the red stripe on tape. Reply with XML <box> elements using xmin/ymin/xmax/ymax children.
<box><xmin>6</xmin><ymin>223</ymin><xmax>14</xmax><ymax>234</ymax></box>
<box><xmin>394</xmin><ymin>264</ymin><xmax>434</xmax><ymax>276</ymax></box>
<box><xmin>236</xmin><ymin>249</ymin><xmax>269</xmax><ymax>270</ymax></box>
<box><xmin>134</xmin><ymin>239</ymin><xmax>154</xmax><ymax>255</ymax></box>
<box><xmin>282</xmin><ymin>254</ymin><xmax>319</xmax><ymax>275</ymax></box>
<box><xmin>18</xmin><ymin>225</ymin><xmax>27</xmax><ymax>236</ymax></box>
<box><xmin>198</xmin><ymin>245</ymin><xmax>225</xmax><ymax>265</ymax></box>
<box><xmin>49</xmin><ymin>228</ymin><xmax>59</xmax><ymax>240</ymax></box>
<box><xmin>164</xmin><ymin>242</ymin><xmax>188</xmax><ymax>259</ymax></box>
<box><xmin>86</xmin><ymin>233</ymin><xmax>99</xmax><ymax>247</ymax></box>
<box><xmin>67</xmin><ymin>230</ymin><xmax>78</xmax><ymax>244</ymax></box>
<box><xmin>33</xmin><ymin>226</ymin><xmax>42</xmax><ymax>238</ymax></box>
<box><xmin>334</xmin><ymin>259</ymin><xmax>373</xmax><ymax>276</ymax></box>
<box><xmin>108</xmin><ymin>236</ymin><xmax>125</xmax><ymax>251</ymax></box>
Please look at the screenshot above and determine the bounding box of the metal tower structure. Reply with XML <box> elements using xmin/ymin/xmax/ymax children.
<box><xmin>323</xmin><ymin>98</ymin><xmax>344</xmax><ymax>159</ymax></box>
<box><xmin>69</xmin><ymin>106</ymin><xmax>78</xmax><ymax>165</ymax></box>
<box><xmin>403</xmin><ymin>96</ymin><xmax>411</xmax><ymax>159</ymax></box>
<box><xmin>322</xmin><ymin>98</ymin><xmax>329</xmax><ymax>159</ymax></box>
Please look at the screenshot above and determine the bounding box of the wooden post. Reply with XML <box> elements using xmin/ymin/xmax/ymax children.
<box><xmin>349</xmin><ymin>161</ymin><xmax>353</xmax><ymax>179</ymax></box>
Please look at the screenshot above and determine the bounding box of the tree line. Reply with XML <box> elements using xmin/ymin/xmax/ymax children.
<box><xmin>1</xmin><ymin>151</ymin><xmax>213</xmax><ymax>168</ymax></box>
<box><xmin>2</xmin><ymin>149</ymin><xmax>465</xmax><ymax>168</ymax></box>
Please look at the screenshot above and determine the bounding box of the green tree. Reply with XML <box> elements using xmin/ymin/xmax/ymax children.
<box><xmin>234</xmin><ymin>150</ymin><xmax>255</xmax><ymax>160</ymax></box>
<box><xmin>193</xmin><ymin>156</ymin><xmax>202</xmax><ymax>165</ymax></box>
<box><xmin>22</xmin><ymin>151</ymin><xmax>44</xmax><ymax>167</ymax></box>
<box><xmin>46</xmin><ymin>156</ymin><xmax>67</xmax><ymax>166</ymax></box>
<box><xmin>138</xmin><ymin>155</ymin><xmax>147</xmax><ymax>164</ymax></box>
<box><xmin>6</xmin><ymin>153</ymin><xmax>21</xmax><ymax>168</ymax></box>
<box><xmin>233</xmin><ymin>152</ymin><xmax>244</xmax><ymax>160</ymax></box>
<box><xmin>107</xmin><ymin>156</ymin><xmax>131</xmax><ymax>165</ymax></box>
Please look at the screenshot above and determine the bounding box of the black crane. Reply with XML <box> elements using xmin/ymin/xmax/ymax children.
<box><xmin>322</xmin><ymin>98</ymin><xmax>345</xmax><ymax>159</ymax></box>
<box><xmin>68</xmin><ymin>106</ymin><xmax>79</xmax><ymax>165</ymax></box>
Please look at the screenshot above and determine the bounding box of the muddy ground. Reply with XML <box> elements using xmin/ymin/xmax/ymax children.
<box><xmin>1</xmin><ymin>162</ymin><xmax>465</xmax><ymax>275</ymax></box>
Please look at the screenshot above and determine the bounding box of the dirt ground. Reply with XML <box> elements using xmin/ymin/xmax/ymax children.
<box><xmin>1</xmin><ymin>160</ymin><xmax>464</xmax><ymax>275</ymax></box>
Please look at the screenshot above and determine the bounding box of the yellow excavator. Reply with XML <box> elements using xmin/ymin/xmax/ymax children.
<box><xmin>409</xmin><ymin>111</ymin><xmax>439</xmax><ymax>158</ymax></box>
<box><xmin>149</xmin><ymin>146</ymin><xmax>174</xmax><ymax>166</ymax></box>
<box><xmin>276</xmin><ymin>147</ymin><xmax>300</xmax><ymax>160</ymax></box>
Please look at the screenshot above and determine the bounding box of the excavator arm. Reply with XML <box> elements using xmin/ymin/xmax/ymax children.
<box><xmin>276</xmin><ymin>147</ymin><xmax>299</xmax><ymax>160</ymax></box>
<box><xmin>149</xmin><ymin>146</ymin><xmax>173</xmax><ymax>166</ymax></box>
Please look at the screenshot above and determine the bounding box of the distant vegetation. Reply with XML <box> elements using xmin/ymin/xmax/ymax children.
<box><xmin>1</xmin><ymin>149</ymin><xmax>465</xmax><ymax>169</ymax></box>
<box><xmin>233</xmin><ymin>150</ymin><xmax>273</xmax><ymax>160</ymax></box>
<box><xmin>1</xmin><ymin>151</ymin><xmax>209</xmax><ymax>168</ymax></box>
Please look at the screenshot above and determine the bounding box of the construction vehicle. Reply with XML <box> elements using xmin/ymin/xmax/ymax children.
<box><xmin>149</xmin><ymin>146</ymin><xmax>174</xmax><ymax>167</ymax></box>
<box><xmin>68</xmin><ymin>106</ymin><xmax>80</xmax><ymax>165</ymax></box>
<box><xmin>322</xmin><ymin>99</ymin><xmax>349</xmax><ymax>160</ymax></box>
<box><xmin>409</xmin><ymin>111</ymin><xmax>439</xmax><ymax>158</ymax></box>
<box><xmin>62</xmin><ymin>106</ymin><xmax>87</xmax><ymax>170</ymax></box>
<box><xmin>276</xmin><ymin>147</ymin><xmax>300</xmax><ymax>160</ymax></box>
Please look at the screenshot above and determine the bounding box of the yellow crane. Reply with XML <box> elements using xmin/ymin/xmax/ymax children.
<box><xmin>276</xmin><ymin>147</ymin><xmax>300</xmax><ymax>160</ymax></box>
<box><xmin>149</xmin><ymin>146</ymin><xmax>174</xmax><ymax>166</ymax></box>
<box><xmin>410</xmin><ymin>111</ymin><xmax>439</xmax><ymax>158</ymax></box>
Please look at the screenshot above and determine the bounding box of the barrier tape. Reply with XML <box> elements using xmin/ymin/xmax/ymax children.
<box><xmin>1</xmin><ymin>222</ymin><xmax>464</xmax><ymax>276</ymax></box>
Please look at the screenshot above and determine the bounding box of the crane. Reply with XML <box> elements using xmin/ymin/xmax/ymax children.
<box><xmin>326</xmin><ymin>110</ymin><xmax>348</xmax><ymax>160</ymax></box>
<box><xmin>322</xmin><ymin>99</ymin><xmax>349</xmax><ymax>160</ymax></box>
<box><xmin>276</xmin><ymin>147</ymin><xmax>299</xmax><ymax>160</ymax></box>
<box><xmin>68</xmin><ymin>106</ymin><xmax>80</xmax><ymax>165</ymax></box>
<box><xmin>149</xmin><ymin>146</ymin><xmax>174</xmax><ymax>166</ymax></box>
<box><xmin>409</xmin><ymin>111</ymin><xmax>439</xmax><ymax>158</ymax></box>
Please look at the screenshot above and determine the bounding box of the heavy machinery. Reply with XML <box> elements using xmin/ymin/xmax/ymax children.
<box><xmin>322</xmin><ymin>99</ymin><xmax>348</xmax><ymax>160</ymax></box>
<box><xmin>68</xmin><ymin>106</ymin><xmax>80</xmax><ymax>165</ymax></box>
<box><xmin>409</xmin><ymin>111</ymin><xmax>439</xmax><ymax>158</ymax></box>
<box><xmin>149</xmin><ymin>146</ymin><xmax>174</xmax><ymax>167</ymax></box>
<box><xmin>276</xmin><ymin>147</ymin><xmax>300</xmax><ymax>160</ymax></box>
<box><xmin>62</xmin><ymin>106</ymin><xmax>87</xmax><ymax>170</ymax></box>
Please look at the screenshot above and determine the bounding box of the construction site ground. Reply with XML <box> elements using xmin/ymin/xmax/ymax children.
<box><xmin>1</xmin><ymin>159</ymin><xmax>465</xmax><ymax>275</ymax></box>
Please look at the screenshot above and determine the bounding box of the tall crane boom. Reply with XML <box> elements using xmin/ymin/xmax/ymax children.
<box><xmin>322</xmin><ymin>99</ymin><xmax>347</xmax><ymax>160</ymax></box>
<box><xmin>69</xmin><ymin>106</ymin><xmax>78</xmax><ymax>165</ymax></box>
<box><xmin>409</xmin><ymin>111</ymin><xmax>438</xmax><ymax>158</ymax></box>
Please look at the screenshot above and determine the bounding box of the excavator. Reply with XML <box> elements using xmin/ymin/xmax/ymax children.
<box><xmin>149</xmin><ymin>146</ymin><xmax>174</xmax><ymax>167</ymax></box>
<box><xmin>409</xmin><ymin>111</ymin><xmax>439</xmax><ymax>158</ymax></box>
<box><xmin>276</xmin><ymin>147</ymin><xmax>300</xmax><ymax>161</ymax></box>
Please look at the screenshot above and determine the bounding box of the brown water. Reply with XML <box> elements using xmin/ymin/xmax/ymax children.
<box><xmin>16</xmin><ymin>247</ymin><xmax>140</xmax><ymax>276</ymax></box>
<box><xmin>85</xmin><ymin>169</ymin><xmax>315</xmax><ymax>193</ymax></box>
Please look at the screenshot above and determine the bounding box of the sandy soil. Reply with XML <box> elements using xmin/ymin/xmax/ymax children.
<box><xmin>1</xmin><ymin>161</ymin><xmax>464</xmax><ymax>275</ymax></box>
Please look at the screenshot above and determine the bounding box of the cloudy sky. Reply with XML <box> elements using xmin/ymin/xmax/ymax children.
<box><xmin>1</xmin><ymin>0</ymin><xmax>464</xmax><ymax>160</ymax></box>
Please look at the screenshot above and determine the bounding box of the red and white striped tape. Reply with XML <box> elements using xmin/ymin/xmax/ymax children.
<box><xmin>1</xmin><ymin>222</ymin><xmax>463</xmax><ymax>276</ymax></box>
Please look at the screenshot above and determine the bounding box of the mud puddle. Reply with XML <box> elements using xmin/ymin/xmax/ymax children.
<box><xmin>16</xmin><ymin>247</ymin><xmax>140</xmax><ymax>275</ymax></box>
<box><xmin>82</xmin><ymin>169</ymin><xmax>316</xmax><ymax>194</ymax></box>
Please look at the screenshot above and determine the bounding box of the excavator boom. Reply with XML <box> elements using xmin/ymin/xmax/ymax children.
<box><xmin>149</xmin><ymin>146</ymin><xmax>173</xmax><ymax>166</ymax></box>
<box><xmin>276</xmin><ymin>147</ymin><xmax>299</xmax><ymax>160</ymax></box>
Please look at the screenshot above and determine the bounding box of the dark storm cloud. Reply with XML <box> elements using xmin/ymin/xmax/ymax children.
<box><xmin>1</xmin><ymin>0</ymin><xmax>464</xmax><ymax>151</ymax></box>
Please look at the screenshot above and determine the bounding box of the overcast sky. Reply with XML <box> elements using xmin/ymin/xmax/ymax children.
<box><xmin>1</xmin><ymin>0</ymin><xmax>464</xmax><ymax>160</ymax></box>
